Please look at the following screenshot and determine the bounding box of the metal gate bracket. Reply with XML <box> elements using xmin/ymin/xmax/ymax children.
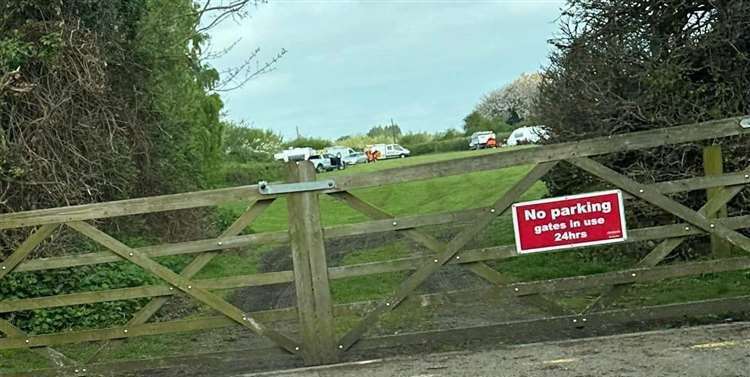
<box><xmin>258</xmin><ymin>180</ymin><xmax>336</xmax><ymax>195</ymax></box>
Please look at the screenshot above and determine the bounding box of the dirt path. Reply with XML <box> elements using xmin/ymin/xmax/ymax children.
<box><xmin>233</xmin><ymin>322</ymin><xmax>750</xmax><ymax>377</ymax></box>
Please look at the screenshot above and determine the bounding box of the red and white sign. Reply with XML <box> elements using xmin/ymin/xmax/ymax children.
<box><xmin>512</xmin><ymin>190</ymin><xmax>627</xmax><ymax>254</ymax></box>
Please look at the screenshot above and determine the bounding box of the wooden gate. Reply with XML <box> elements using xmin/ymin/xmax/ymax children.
<box><xmin>1</xmin><ymin>116</ymin><xmax>750</xmax><ymax>376</ymax></box>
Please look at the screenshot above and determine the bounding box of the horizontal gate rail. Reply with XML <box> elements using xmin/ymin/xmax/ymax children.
<box><xmin>9</xmin><ymin>206</ymin><xmax>486</xmax><ymax>273</ymax></box>
<box><xmin>2</xmin><ymin>213</ymin><xmax>750</xmax><ymax>319</ymax></box>
<box><xmin>352</xmin><ymin>295</ymin><xmax>750</xmax><ymax>351</ymax></box>
<box><xmin>1</xmin><ymin>117</ymin><xmax>747</xmax><ymax>231</ymax></box>
<box><xmin>334</xmin><ymin>117</ymin><xmax>749</xmax><ymax>191</ymax></box>
<box><xmin>8</xmin><ymin>296</ymin><xmax>750</xmax><ymax>377</ymax></box>
<box><xmin>4</xmin><ymin>251</ymin><xmax>750</xmax><ymax>350</ymax></box>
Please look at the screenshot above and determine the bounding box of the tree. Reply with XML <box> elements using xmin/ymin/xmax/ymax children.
<box><xmin>284</xmin><ymin>136</ymin><xmax>332</xmax><ymax>150</ymax></box>
<box><xmin>398</xmin><ymin>132</ymin><xmax>433</xmax><ymax>146</ymax></box>
<box><xmin>222</xmin><ymin>123</ymin><xmax>283</xmax><ymax>162</ymax></box>
<box><xmin>367</xmin><ymin>123</ymin><xmax>402</xmax><ymax>142</ymax></box>
<box><xmin>435</xmin><ymin>128</ymin><xmax>463</xmax><ymax>141</ymax></box>
<box><xmin>537</xmin><ymin>0</ymin><xmax>750</xmax><ymax>230</ymax></box>
<box><xmin>462</xmin><ymin>111</ymin><xmax>513</xmax><ymax>136</ymax></box>
<box><xmin>476</xmin><ymin>72</ymin><xmax>542</xmax><ymax>124</ymax></box>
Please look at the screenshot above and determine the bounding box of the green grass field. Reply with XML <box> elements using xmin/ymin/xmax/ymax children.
<box><xmin>203</xmin><ymin>147</ymin><xmax>547</xmax><ymax>282</ymax></box>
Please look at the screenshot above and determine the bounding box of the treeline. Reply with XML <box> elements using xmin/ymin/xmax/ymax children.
<box><xmin>0</xmin><ymin>0</ymin><xmax>230</xmax><ymax>334</ymax></box>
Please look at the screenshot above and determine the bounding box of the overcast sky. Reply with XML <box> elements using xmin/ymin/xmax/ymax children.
<box><xmin>207</xmin><ymin>0</ymin><xmax>565</xmax><ymax>140</ymax></box>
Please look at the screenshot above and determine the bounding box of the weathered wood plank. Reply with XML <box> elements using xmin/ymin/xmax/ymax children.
<box><xmin>3</xmin><ymin>256</ymin><xmax>750</xmax><ymax>351</ymax></box>
<box><xmin>6</xmin><ymin>295</ymin><xmax>748</xmax><ymax>376</ymax></box>
<box><xmin>0</xmin><ymin>186</ymin><xmax>274</xmax><ymax>230</ymax></box>
<box><xmin>220</xmin><ymin>199</ymin><xmax>276</xmax><ymax>238</ymax></box>
<box><xmin>0</xmin><ymin>319</ymin><xmax>23</xmax><ymax>337</ymax></box>
<box><xmin>703</xmin><ymin>146</ymin><xmax>732</xmax><ymax>258</ymax></box>
<box><xmin>0</xmin><ymin>285</ymin><xmax>172</xmax><ymax>313</ymax></box>
<box><xmin>570</xmin><ymin>158</ymin><xmax>750</xmax><ymax>253</ymax></box>
<box><xmin>2</xmin><ymin>117</ymin><xmax>746</xmax><ymax>231</ymax></box>
<box><xmin>1</xmin><ymin>345</ymin><xmax>297</xmax><ymax>377</ymax></box>
<box><xmin>569</xmin><ymin>158</ymin><xmax>750</xmax><ymax>313</ymax></box>
<box><xmin>127</xmin><ymin>199</ymin><xmax>275</xmax><ymax>326</ymax></box>
<box><xmin>0</xmin><ymin>224</ymin><xmax>57</xmax><ymax>279</ymax></box>
<box><xmin>329</xmin><ymin>191</ymin><xmax>566</xmax><ymax>317</ymax></box>
<box><xmin>0</xmin><ymin>316</ymin><xmax>238</xmax><ymax>350</ymax></box>
<box><xmin>584</xmin><ymin>182</ymin><xmax>749</xmax><ymax>313</ymax></box>
<box><xmin>13</xmin><ymin>230</ymin><xmax>289</xmax><ymax>273</ymax></box>
<box><xmin>638</xmin><ymin>185</ymin><xmax>747</xmax><ymax>269</ymax></box>
<box><xmin>66</xmin><ymin>221</ymin><xmax>300</xmax><ymax>354</ymax></box>
<box><xmin>336</xmin><ymin>162</ymin><xmax>557</xmax><ymax>351</ymax></box>
<box><xmin>0</xmin><ymin>302</ymin><xmax>369</xmax><ymax>350</ymax></box>
<box><xmin>4</xmin><ymin>213</ymin><xmax>750</xmax><ymax>313</ymax></box>
<box><xmin>0</xmin><ymin>319</ymin><xmax>77</xmax><ymax>368</ymax></box>
<box><xmin>4</xmin><ymin>172</ymin><xmax>746</xmax><ymax>274</ymax></box>
<box><xmin>651</xmin><ymin>170</ymin><xmax>750</xmax><ymax>194</ymax></box>
<box><xmin>328</xmin><ymin>192</ymin><xmax>447</xmax><ymax>253</ymax></box>
<box><xmin>286</xmin><ymin>162</ymin><xmax>338</xmax><ymax>365</ymax></box>
<box><xmin>463</xmin><ymin>262</ymin><xmax>569</xmax><ymax>315</ymax></box>
<box><xmin>508</xmin><ymin>257</ymin><xmax>750</xmax><ymax>296</ymax></box>
<box><xmin>352</xmin><ymin>295</ymin><xmax>750</xmax><ymax>352</ymax></box>
<box><xmin>12</xmin><ymin>206</ymin><xmax>485</xmax><ymax>273</ymax></box>
<box><xmin>334</xmin><ymin>117</ymin><xmax>749</xmax><ymax>191</ymax></box>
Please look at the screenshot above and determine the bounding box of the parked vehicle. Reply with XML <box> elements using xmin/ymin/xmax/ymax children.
<box><xmin>370</xmin><ymin>144</ymin><xmax>410</xmax><ymax>159</ymax></box>
<box><xmin>342</xmin><ymin>151</ymin><xmax>367</xmax><ymax>165</ymax></box>
<box><xmin>273</xmin><ymin>147</ymin><xmax>315</xmax><ymax>162</ymax></box>
<box><xmin>308</xmin><ymin>154</ymin><xmax>338</xmax><ymax>173</ymax></box>
<box><xmin>469</xmin><ymin>131</ymin><xmax>497</xmax><ymax>149</ymax></box>
<box><xmin>326</xmin><ymin>146</ymin><xmax>357</xmax><ymax>158</ymax></box>
<box><xmin>506</xmin><ymin>126</ymin><xmax>549</xmax><ymax>146</ymax></box>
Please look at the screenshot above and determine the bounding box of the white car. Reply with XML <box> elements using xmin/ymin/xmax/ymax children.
<box><xmin>506</xmin><ymin>126</ymin><xmax>549</xmax><ymax>146</ymax></box>
<box><xmin>342</xmin><ymin>152</ymin><xmax>367</xmax><ymax>165</ymax></box>
<box><xmin>308</xmin><ymin>154</ymin><xmax>341</xmax><ymax>172</ymax></box>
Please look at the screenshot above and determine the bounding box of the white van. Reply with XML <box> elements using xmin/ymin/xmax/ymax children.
<box><xmin>371</xmin><ymin>144</ymin><xmax>410</xmax><ymax>159</ymax></box>
<box><xmin>506</xmin><ymin>126</ymin><xmax>549</xmax><ymax>146</ymax></box>
<box><xmin>469</xmin><ymin>131</ymin><xmax>497</xmax><ymax>149</ymax></box>
<box><xmin>326</xmin><ymin>146</ymin><xmax>357</xmax><ymax>158</ymax></box>
<box><xmin>273</xmin><ymin>147</ymin><xmax>315</xmax><ymax>162</ymax></box>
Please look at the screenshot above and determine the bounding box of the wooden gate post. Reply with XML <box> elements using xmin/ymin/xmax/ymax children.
<box><xmin>286</xmin><ymin>161</ymin><xmax>339</xmax><ymax>365</ymax></box>
<box><xmin>703</xmin><ymin>145</ymin><xmax>732</xmax><ymax>258</ymax></box>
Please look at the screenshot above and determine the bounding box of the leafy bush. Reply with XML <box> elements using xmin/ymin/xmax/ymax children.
<box><xmin>495</xmin><ymin>132</ymin><xmax>512</xmax><ymax>144</ymax></box>
<box><xmin>398</xmin><ymin>132</ymin><xmax>433</xmax><ymax>146</ymax></box>
<box><xmin>218</xmin><ymin>162</ymin><xmax>284</xmax><ymax>188</ymax></box>
<box><xmin>404</xmin><ymin>137</ymin><xmax>468</xmax><ymax>156</ymax></box>
<box><xmin>0</xmin><ymin>233</ymin><xmax>190</xmax><ymax>334</ymax></box>
<box><xmin>222</xmin><ymin>123</ymin><xmax>283</xmax><ymax>163</ymax></box>
<box><xmin>367</xmin><ymin>124</ymin><xmax>401</xmax><ymax>138</ymax></box>
<box><xmin>435</xmin><ymin>128</ymin><xmax>463</xmax><ymax>141</ymax></box>
<box><xmin>284</xmin><ymin>137</ymin><xmax>332</xmax><ymax>150</ymax></box>
<box><xmin>336</xmin><ymin>134</ymin><xmax>391</xmax><ymax>150</ymax></box>
<box><xmin>463</xmin><ymin>111</ymin><xmax>514</xmax><ymax>136</ymax></box>
<box><xmin>0</xmin><ymin>264</ymin><xmax>156</xmax><ymax>334</ymax></box>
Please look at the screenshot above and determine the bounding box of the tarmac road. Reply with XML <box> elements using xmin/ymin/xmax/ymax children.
<box><xmin>235</xmin><ymin>322</ymin><xmax>750</xmax><ymax>377</ymax></box>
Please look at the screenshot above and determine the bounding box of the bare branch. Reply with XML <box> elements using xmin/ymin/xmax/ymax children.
<box><xmin>214</xmin><ymin>48</ymin><xmax>287</xmax><ymax>92</ymax></box>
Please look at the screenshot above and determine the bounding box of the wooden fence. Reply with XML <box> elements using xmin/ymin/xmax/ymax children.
<box><xmin>1</xmin><ymin>116</ymin><xmax>750</xmax><ymax>376</ymax></box>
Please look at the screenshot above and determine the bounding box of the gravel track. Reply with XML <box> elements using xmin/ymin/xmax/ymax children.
<box><xmin>234</xmin><ymin>322</ymin><xmax>750</xmax><ymax>377</ymax></box>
